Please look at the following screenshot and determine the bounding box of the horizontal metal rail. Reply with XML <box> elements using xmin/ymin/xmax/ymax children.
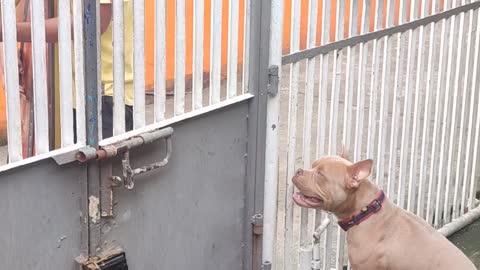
<box><xmin>282</xmin><ymin>1</ymin><xmax>480</xmax><ymax>64</ymax></box>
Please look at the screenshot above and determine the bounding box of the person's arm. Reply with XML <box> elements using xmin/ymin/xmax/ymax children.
<box><xmin>0</xmin><ymin>3</ymin><xmax>112</xmax><ymax>43</ymax></box>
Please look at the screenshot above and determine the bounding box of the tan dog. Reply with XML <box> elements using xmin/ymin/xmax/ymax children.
<box><xmin>292</xmin><ymin>155</ymin><xmax>476</xmax><ymax>270</ymax></box>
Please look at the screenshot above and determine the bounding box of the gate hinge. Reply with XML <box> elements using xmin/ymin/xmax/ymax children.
<box><xmin>251</xmin><ymin>213</ymin><xmax>263</xmax><ymax>235</ymax></box>
<box><xmin>267</xmin><ymin>65</ymin><xmax>279</xmax><ymax>97</ymax></box>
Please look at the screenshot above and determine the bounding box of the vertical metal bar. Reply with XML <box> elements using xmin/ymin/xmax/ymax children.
<box><xmin>397</xmin><ymin>0</ymin><xmax>419</xmax><ymax>208</ymax></box>
<box><xmin>58</xmin><ymin>0</ymin><xmax>74</xmax><ymax>147</ymax></box>
<box><xmin>133</xmin><ymin>0</ymin><xmax>146</xmax><ymax>127</ymax></box>
<box><xmin>192</xmin><ymin>0</ymin><xmax>204</xmax><ymax>110</ymax></box>
<box><xmin>113</xmin><ymin>0</ymin><xmax>126</xmax><ymax>135</ymax></box>
<box><xmin>73</xmin><ymin>0</ymin><xmax>86</xmax><ymax>144</ymax></box>
<box><xmin>366</xmin><ymin>0</ymin><xmax>382</xmax><ymax>162</ymax></box>
<box><xmin>96</xmin><ymin>0</ymin><xmax>102</xmax><ymax>140</ymax></box>
<box><xmin>407</xmin><ymin>0</ymin><xmax>426</xmax><ymax>213</ymax></box>
<box><xmin>386</xmin><ymin>0</ymin><xmax>408</xmax><ymax>199</ymax></box>
<box><xmin>465</xmin><ymin>8</ymin><xmax>480</xmax><ymax>211</ymax></box>
<box><xmin>263</xmin><ymin>0</ymin><xmax>282</xmax><ymax>265</ymax></box>
<box><xmin>154</xmin><ymin>0</ymin><xmax>166</xmax><ymax>121</ymax></box>
<box><xmin>468</xmin><ymin>8</ymin><xmax>480</xmax><ymax>211</ymax></box>
<box><xmin>332</xmin><ymin>1</ymin><xmax>346</xmax><ymax>268</ymax></box>
<box><xmin>84</xmin><ymin>0</ymin><xmax>100</xmax><ymax>254</ymax></box>
<box><xmin>453</xmin><ymin>0</ymin><xmax>471</xmax><ymax>219</ymax></box>
<box><xmin>285</xmin><ymin>0</ymin><xmax>301</xmax><ymax>267</ymax></box>
<box><xmin>1</xmin><ymin>0</ymin><xmax>22</xmax><ymax>161</ymax></box>
<box><xmin>300</xmin><ymin>0</ymin><xmax>318</xmax><ymax>263</ymax></box>
<box><xmin>328</xmin><ymin>0</ymin><xmax>345</xmax><ymax>155</ymax></box>
<box><xmin>314</xmin><ymin>0</ymin><xmax>331</xmax><ymax>263</ymax></box>
<box><xmin>353</xmin><ymin>0</ymin><xmax>371</xmax><ymax>162</ymax></box>
<box><xmin>443</xmin><ymin>0</ymin><xmax>462</xmax><ymax>225</ymax></box>
<box><xmin>299</xmin><ymin>245</ymin><xmax>313</xmax><ymax>270</ymax></box>
<box><xmin>227</xmin><ymin>0</ymin><xmax>240</xmax><ymax>98</ymax></box>
<box><xmin>435</xmin><ymin>0</ymin><xmax>455</xmax><ymax>228</ymax></box>
<box><xmin>30</xmin><ymin>0</ymin><xmax>49</xmax><ymax>153</ymax></box>
<box><xmin>209</xmin><ymin>0</ymin><xmax>222</xmax><ymax>104</ymax></box>
<box><xmin>175</xmin><ymin>0</ymin><xmax>186</xmax><ymax>115</ymax></box>
<box><xmin>242</xmin><ymin>0</ymin><xmax>251</xmax><ymax>94</ymax></box>
<box><xmin>427</xmin><ymin>0</ymin><xmax>448</xmax><ymax>225</ymax></box>
<box><xmin>416</xmin><ymin>1</ymin><xmax>439</xmax><ymax>218</ymax></box>
<box><xmin>316</xmin><ymin>0</ymin><xmax>331</xmax><ymax>163</ymax></box>
<box><xmin>376</xmin><ymin>0</ymin><xmax>394</xmax><ymax>189</ymax></box>
<box><xmin>342</xmin><ymin>0</ymin><xmax>358</xmax><ymax>150</ymax></box>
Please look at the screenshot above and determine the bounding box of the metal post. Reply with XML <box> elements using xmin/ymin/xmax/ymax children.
<box><xmin>263</xmin><ymin>0</ymin><xmax>282</xmax><ymax>268</ymax></box>
<box><xmin>83</xmin><ymin>0</ymin><xmax>101</xmax><ymax>255</ymax></box>
<box><xmin>244</xmin><ymin>0</ymin><xmax>278</xmax><ymax>268</ymax></box>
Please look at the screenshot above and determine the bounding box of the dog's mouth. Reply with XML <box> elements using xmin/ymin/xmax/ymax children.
<box><xmin>293</xmin><ymin>192</ymin><xmax>324</xmax><ymax>208</ymax></box>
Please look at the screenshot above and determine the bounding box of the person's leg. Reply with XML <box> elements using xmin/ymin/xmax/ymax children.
<box><xmin>102</xmin><ymin>96</ymin><xmax>114</xmax><ymax>139</ymax></box>
<box><xmin>101</xmin><ymin>96</ymin><xmax>134</xmax><ymax>139</ymax></box>
<box><xmin>73</xmin><ymin>109</ymin><xmax>77</xmax><ymax>143</ymax></box>
<box><xmin>125</xmin><ymin>105</ymin><xmax>133</xmax><ymax>132</ymax></box>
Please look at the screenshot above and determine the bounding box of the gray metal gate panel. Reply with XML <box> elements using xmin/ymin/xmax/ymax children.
<box><xmin>0</xmin><ymin>160</ymin><xmax>86</xmax><ymax>270</ymax></box>
<box><xmin>101</xmin><ymin>103</ymin><xmax>249</xmax><ymax>269</ymax></box>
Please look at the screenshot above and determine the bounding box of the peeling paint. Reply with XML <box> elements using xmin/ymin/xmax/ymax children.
<box><xmin>89</xmin><ymin>195</ymin><xmax>100</xmax><ymax>224</ymax></box>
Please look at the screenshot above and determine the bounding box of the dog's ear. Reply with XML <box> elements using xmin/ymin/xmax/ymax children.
<box><xmin>338</xmin><ymin>145</ymin><xmax>350</xmax><ymax>161</ymax></box>
<box><xmin>346</xmin><ymin>159</ymin><xmax>373</xmax><ymax>189</ymax></box>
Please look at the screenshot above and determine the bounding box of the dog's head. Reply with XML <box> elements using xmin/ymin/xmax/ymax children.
<box><xmin>292</xmin><ymin>155</ymin><xmax>373</xmax><ymax>213</ymax></box>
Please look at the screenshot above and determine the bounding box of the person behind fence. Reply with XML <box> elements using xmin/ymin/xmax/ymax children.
<box><xmin>0</xmin><ymin>0</ymin><xmax>134</xmax><ymax>140</ymax></box>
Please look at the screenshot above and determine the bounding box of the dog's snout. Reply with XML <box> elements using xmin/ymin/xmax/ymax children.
<box><xmin>295</xmin><ymin>169</ymin><xmax>304</xmax><ymax>177</ymax></box>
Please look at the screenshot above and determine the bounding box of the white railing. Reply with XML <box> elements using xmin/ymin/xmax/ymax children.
<box><xmin>266</xmin><ymin>0</ymin><xmax>480</xmax><ymax>270</ymax></box>
<box><xmin>1</xmin><ymin>0</ymin><xmax>86</xmax><ymax>166</ymax></box>
<box><xmin>0</xmin><ymin>0</ymin><xmax>253</xmax><ymax>168</ymax></box>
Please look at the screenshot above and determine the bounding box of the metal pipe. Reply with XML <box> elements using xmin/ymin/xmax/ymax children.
<box><xmin>438</xmin><ymin>205</ymin><xmax>480</xmax><ymax>237</ymax></box>
<box><xmin>73</xmin><ymin>0</ymin><xmax>86</xmax><ymax>144</ymax></box>
<box><xmin>299</xmin><ymin>245</ymin><xmax>313</xmax><ymax>270</ymax></box>
<box><xmin>76</xmin><ymin>127</ymin><xmax>174</xmax><ymax>162</ymax></box>
<box><xmin>174</xmin><ymin>0</ymin><xmax>186</xmax><ymax>116</ymax></box>
<box><xmin>313</xmin><ymin>218</ymin><xmax>330</xmax><ymax>240</ymax></box>
<box><xmin>113</xmin><ymin>0</ymin><xmax>126</xmax><ymax>135</ymax></box>
<box><xmin>0</xmin><ymin>0</ymin><xmax>23</xmax><ymax>163</ymax></box>
<box><xmin>133</xmin><ymin>0</ymin><xmax>146</xmax><ymax>127</ymax></box>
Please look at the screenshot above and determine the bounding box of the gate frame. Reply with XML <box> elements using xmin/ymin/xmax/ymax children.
<box><xmin>263</xmin><ymin>1</ymin><xmax>480</xmax><ymax>270</ymax></box>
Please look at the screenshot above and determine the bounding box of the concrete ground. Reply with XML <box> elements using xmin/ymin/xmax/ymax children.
<box><xmin>450</xmin><ymin>219</ymin><xmax>480</xmax><ymax>267</ymax></box>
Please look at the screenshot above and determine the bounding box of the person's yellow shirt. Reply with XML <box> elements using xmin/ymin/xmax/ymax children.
<box><xmin>99</xmin><ymin>0</ymin><xmax>134</xmax><ymax>106</ymax></box>
<box><xmin>72</xmin><ymin>0</ymin><xmax>134</xmax><ymax>107</ymax></box>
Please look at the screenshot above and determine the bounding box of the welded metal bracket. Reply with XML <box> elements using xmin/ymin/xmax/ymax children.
<box><xmin>267</xmin><ymin>65</ymin><xmax>279</xmax><ymax>97</ymax></box>
<box><xmin>76</xmin><ymin>127</ymin><xmax>174</xmax><ymax>190</ymax></box>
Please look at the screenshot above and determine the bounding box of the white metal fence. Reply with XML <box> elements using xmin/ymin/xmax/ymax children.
<box><xmin>0</xmin><ymin>0</ymin><xmax>253</xmax><ymax>168</ymax></box>
<box><xmin>264</xmin><ymin>0</ymin><xmax>480</xmax><ymax>269</ymax></box>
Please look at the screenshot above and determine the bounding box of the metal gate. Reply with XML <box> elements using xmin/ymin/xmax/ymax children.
<box><xmin>0</xmin><ymin>0</ymin><xmax>274</xmax><ymax>269</ymax></box>
<box><xmin>263</xmin><ymin>0</ymin><xmax>480</xmax><ymax>270</ymax></box>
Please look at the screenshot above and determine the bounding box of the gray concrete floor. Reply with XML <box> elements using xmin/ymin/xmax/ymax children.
<box><xmin>449</xmin><ymin>219</ymin><xmax>480</xmax><ymax>267</ymax></box>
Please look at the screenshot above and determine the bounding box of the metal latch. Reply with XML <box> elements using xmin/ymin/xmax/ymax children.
<box><xmin>76</xmin><ymin>127</ymin><xmax>174</xmax><ymax>190</ymax></box>
<box><xmin>267</xmin><ymin>65</ymin><xmax>279</xmax><ymax>97</ymax></box>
